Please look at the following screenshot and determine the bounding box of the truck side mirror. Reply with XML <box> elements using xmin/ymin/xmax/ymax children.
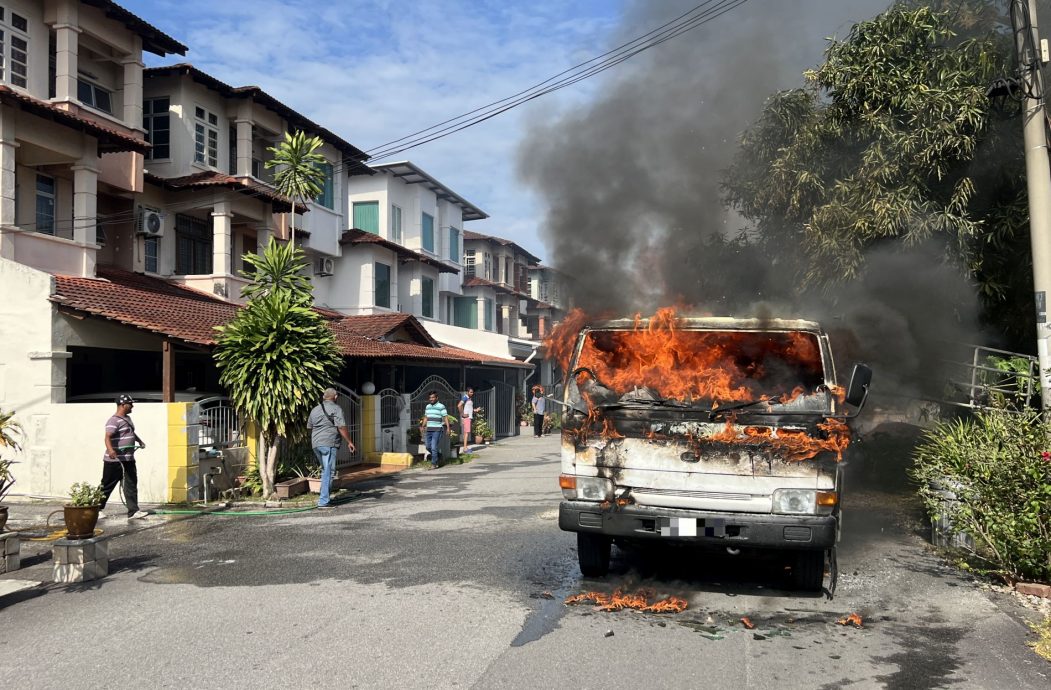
<box><xmin>845</xmin><ymin>363</ymin><xmax>872</xmax><ymax>408</ymax></box>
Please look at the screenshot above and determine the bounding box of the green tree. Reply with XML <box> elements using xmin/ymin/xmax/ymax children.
<box><xmin>213</xmin><ymin>239</ymin><xmax>343</xmax><ymax>498</ymax></box>
<box><xmin>265</xmin><ymin>130</ymin><xmax>326</xmax><ymax>244</ymax></box>
<box><xmin>724</xmin><ymin>5</ymin><xmax>1032</xmax><ymax>343</ymax></box>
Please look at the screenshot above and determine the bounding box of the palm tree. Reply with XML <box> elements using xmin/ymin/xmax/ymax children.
<box><xmin>265</xmin><ymin>130</ymin><xmax>327</xmax><ymax>244</ymax></box>
<box><xmin>213</xmin><ymin>239</ymin><xmax>343</xmax><ymax>498</ymax></box>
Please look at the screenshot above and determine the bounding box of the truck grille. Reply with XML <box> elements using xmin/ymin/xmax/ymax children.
<box><xmin>632</xmin><ymin>488</ymin><xmax>753</xmax><ymax>501</ymax></box>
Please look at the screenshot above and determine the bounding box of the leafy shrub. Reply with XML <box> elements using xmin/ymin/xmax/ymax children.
<box><xmin>68</xmin><ymin>482</ymin><xmax>105</xmax><ymax>507</ymax></box>
<box><xmin>240</xmin><ymin>465</ymin><xmax>264</xmax><ymax>496</ymax></box>
<box><xmin>911</xmin><ymin>407</ymin><xmax>1051</xmax><ymax>582</ymax></box>
<box><xmin>473</xmin><ymin>407</ymin><xmax>494</xmax><ymax>440</ymax></box>
<box><xmin>543</xmin><ymin>412</ymin><xmax>562</xmax><ymax>434</ymax></box>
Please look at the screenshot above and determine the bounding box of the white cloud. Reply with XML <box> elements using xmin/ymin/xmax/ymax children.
<box><xmin>125</xmin><ymin>0</ymin><xmax>623</xmax><ymax>259</ymax></box>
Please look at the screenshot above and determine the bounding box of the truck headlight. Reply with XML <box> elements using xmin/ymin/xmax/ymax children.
<box><xmin>772</xmin><ymin>489</ymin><xmax>837</xmax><ymax>515</ymax></box>
<box><xmin>559</xmin><ymin>474</ymin><xmax>613</xmax><ymax>501</ymax></box>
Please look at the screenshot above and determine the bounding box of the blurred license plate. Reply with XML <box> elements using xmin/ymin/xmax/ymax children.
<box><xmin>659</xmin><ymin>517</ymin><xmax>696</xmax><ymax>537</ymax></box>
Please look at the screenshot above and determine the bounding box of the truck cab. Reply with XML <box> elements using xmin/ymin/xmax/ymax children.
<box><xmin>556</xmin><ymin>314</ymin><xmax>870</xmax><ymax>590</ymax></box>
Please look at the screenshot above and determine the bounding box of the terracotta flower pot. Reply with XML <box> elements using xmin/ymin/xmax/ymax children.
<box><xmin>307</xmin><ymin>477</ymin><xmax>322</xmax><ymax>493</ymax></box>
<box><xmin>474</xmin><ymin>435</ymin><xmax>483</xmax><ymax>445</ymax></box>
<box><xmin>63</xmin><ymin>505</ymin><xmax>100</xmax><ymax>540</ymax></box>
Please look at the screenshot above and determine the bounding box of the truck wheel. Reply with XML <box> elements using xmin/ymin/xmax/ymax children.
<box><xmin>577</xmin><ymin>533</ymin><xmax>611</xmax><ymax>577</ymax></box>
<box><xmin>791</xmin><ymin>550</ymin><xmax>825</xmax><ymax>592</ymax></box>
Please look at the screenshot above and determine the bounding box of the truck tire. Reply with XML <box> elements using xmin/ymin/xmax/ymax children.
<box><xmin>791</xmin><ymin>550</ymin><xmax>825</xmax><ymax>592</ymax></box>
<box><xmin>577</xmin><ymin>532</ymin><xmax>611</xmax><ymax>577</ymax></box>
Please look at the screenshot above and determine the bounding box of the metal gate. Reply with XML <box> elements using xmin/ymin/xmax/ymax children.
<box><xmin>332</xmin><ymin>383</ymin><xmax>362</xmax><ymax>468</ymax></box>
<box><xmin>192</xmin><ymin>396</ymin><xmax>246</xmax><ymax>449</ymax></box>
<box><xmin>491</xmin><ymin>381</ymin><xmax>516</xmax><ymax>438</ymax></box>
<box><xmin>378</xmin><ymin>387</ymin><xmax>403</xmax><ymax>453</ymax></box>
<box><xmin>409</xmin><ymin>375</ymin><xmax>459</xmax><ymax>428</ymax></box>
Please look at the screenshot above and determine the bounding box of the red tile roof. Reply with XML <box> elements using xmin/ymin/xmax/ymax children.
<box><xmin>0</xmin><ymin>86</ymin><xmax>150</xmax><ymax>154</ymax></box>
<box><xmin>83</xmin><ymin>1</ymin><xmax>188</xmax><ymax>56</ymax></box>
<box><xmin>144</xmin><ymin>171</ymin><xmax>294</xmax><ymax>212</ymax></box>
<box><xmin>50</xmin><ymin>267</ymin><xmax>525</xmax><ymax>367</ymax></box>
<box><xmin>341</xmin><ymin>229</ymin><xmax>459</xmax><ymax>274</ymax></box>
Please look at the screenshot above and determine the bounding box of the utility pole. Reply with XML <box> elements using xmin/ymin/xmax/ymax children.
<box><xmin>1016</xmin><ymin>0</ymin><xmax>1051</xmax><ymax>408</ymax></box>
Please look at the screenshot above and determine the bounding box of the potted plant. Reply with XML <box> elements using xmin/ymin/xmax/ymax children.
<box><xmin>408</xmin><ymin>419</ymin><xmax>427</xmax><ymax>457</ymax></box>
<box><xmin>65</xmin><ymin>482</ymin><xmax>105</xmax><ymax>539</ymax></box>
<box><xmin>0</xmin><ymin>409</ymin><xmax>24</xmax><ymax>532</ymax></box>
<box><xmin>305</xmin><ymin>461</ymin><xmax>324</xmax><ymax>493</ymax></box>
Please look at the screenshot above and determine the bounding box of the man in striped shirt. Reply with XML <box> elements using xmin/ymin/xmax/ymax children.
<box><xmin>423</xmin><ymin>391</ymin><xmax>450</xmax><ymax>468</ymax></box>
<box><xmin>100</xmin><ymin>394</ymin><xmax>149</xmax><ymax>520</ymax></box>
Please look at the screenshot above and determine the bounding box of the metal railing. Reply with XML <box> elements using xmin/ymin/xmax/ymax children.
<box><xmin>193</xmin><ymin>396</ymin><xmax>246</xmax><ymax>449</ymax></box>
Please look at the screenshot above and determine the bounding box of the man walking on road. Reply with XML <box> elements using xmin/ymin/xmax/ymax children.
<box><xmin>100</xmin><ymin>394</ymin><xmax>149</xmax><ymax>521</ymax></box>
<box><xmin>307</xmin><ymin>388</ymin><xmax>356</xmax><ymax>508</ymax></box>
<box><xmin>424</xmin><ymin>391</ymin><xmax>451</xmax><ymax>468</ymax></box>
<box><xmin>457</xmin><ymin>387</ymin><xmax>474</xmax><ymax>451</ymax></box>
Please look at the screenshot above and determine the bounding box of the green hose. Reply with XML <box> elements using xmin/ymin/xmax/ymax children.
<box><xmin>152</xmin><ymin>491</ymin><xmax>364</xmax><ymax>517</ymax></box>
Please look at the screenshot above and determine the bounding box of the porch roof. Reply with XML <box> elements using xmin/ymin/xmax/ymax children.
<box><xmin>340</xmin><ymin>229</ymin><xmax>459</xmax><ymax>274</ymax></box>
<box><xmin>144</xmin><ymin>171</ymin><xmax>294</xmax><ymax>212</ymax></box>
<box><xmin>0</xmin><ymin>86</ymin><xmax>150</xmax><ymax>154</ymax></box>
<box><xmin>50</xmin><ymin>267</ymin><xmax>526</xmax><ymax>367</ymax></box>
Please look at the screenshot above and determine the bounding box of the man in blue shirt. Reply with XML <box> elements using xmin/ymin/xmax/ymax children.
<box><xmin>423</xmin><ymin>391</ymin><xmax>451</xmax><ymax>468</ymax></box>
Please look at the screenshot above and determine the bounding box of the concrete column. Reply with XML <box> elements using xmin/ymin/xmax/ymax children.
<box><xmin>538</xmin><ymin>315</ymin><xmax>547</xmax><ymax>340</ymax></box>
<box><xmin>53</xmin><ymin>24</ymin><xmax>80</xmax><ymax>103</ymax></box>
<box><xmin>211</xmin><ymin>202</ymin><xmax>233</xmax><ymax>279</ymax></box>
<box><xmin>0</xmin><ymin>109</ymin><xmax>17</xmax><ymax>259</ymax></box>
<box><xmin>476</xmin><ymin>296</ymin><xmax>486</xmax><ymax>331</ymax></box>
<box><xmin>500</xmin><ymin>304</ymin><xmax>512</xmax><ymax>336</ymax></box>
<box><xmin>121</xmin><ymin>49</ymin><xmax>144</xmax><ymax>130</ymax></box>
<box><xmin>71</xmin><ymin>161</ymin><xmax>98</xmax><ymax>246</ymax></box>
<box><xmin>235</xmin><ymin>120</ymin><xmax>253</xmax><ymax>178</ymax></box>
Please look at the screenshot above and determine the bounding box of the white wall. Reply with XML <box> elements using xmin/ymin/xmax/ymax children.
<box><xmin>0</xmin><ymin>258</ymin><xmax>173</xmax><ymax>501</ymax></box>
<box><xmin>422</xmin><ymin>321</ymin><xmax>515</xmax><ymax>360</ymax></box>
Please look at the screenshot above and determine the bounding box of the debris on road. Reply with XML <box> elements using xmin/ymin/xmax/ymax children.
<box><xmin>836</xmin><ymin>612</ymin><xmax>863</xmax><ymax>628</ymax></box>
<box><xmin>740</xmin><ymin>616</ymin><xmax>756</xmax><ymax>629</ymax></box>
<box><xmin>564</xmin><ymin>588</ymin><xmax>688</xmax><ymax>613</ymax></box>
<box><xmin>604</xmin><ymin>629</ymin><xmax>615</xmax><ymax>638</ymax></box>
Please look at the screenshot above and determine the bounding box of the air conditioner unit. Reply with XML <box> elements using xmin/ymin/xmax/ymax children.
<box><xmin>314</xmin><ymin>257</ymin><xmax>335</xmax><ymax>277</ymax></box>
<box><xmin>136</xmin><ymin>207</ymin><xmax>164</xmax><ymax>237</ymax></box>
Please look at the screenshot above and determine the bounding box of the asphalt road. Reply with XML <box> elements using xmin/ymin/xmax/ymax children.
<box><xmin>1</xmin><ymin>430</ymin><xmax>1048</xmax><ymax>689</ymax></box>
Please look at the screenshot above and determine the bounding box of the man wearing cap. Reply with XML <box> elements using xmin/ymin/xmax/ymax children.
<box><xmin>307</xmin><ymin>387</ymin><xmax>356</xmax><ymax>508</ymax></box>
<box><xmin>100</xmin><ymin>395</ymin><xmax>149</xmax><ymax>520</ymax></box>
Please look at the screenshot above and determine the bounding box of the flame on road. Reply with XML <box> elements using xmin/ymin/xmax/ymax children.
<box><xmin>565</xmin><ymin>588</ymin><xmax>688</xmax><ymax>613</ymax></box>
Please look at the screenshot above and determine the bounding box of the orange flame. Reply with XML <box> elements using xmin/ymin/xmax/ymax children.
<box><xmin>565</xmin><ymin>589</ymin><xmax>688</xmax><ymax>613</ymax></box>
<box><xmin>836</xmin><ymin>612</ymin><xmax>863</xmax><ymax>627</ymax></box>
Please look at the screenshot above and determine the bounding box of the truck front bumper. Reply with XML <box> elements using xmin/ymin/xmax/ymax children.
<box><xmin>559</xmin><ymin>500</ymin><xmax>837</xmax><ymax>550</ymax></box>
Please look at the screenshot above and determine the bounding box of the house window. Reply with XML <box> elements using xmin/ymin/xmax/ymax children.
<box><xmin>483</xmin><ymin>252</ymin><xmax>492</xmax><ymax>280</ymax></box>
<box><xmin>375</xmin><ymin>262</ymin><xmax>391</xmax><ymax>308</ymax></box>
<box><xmin>194</xmin><ymin>106</ymin><xmax>219</xmax><ymax>167</ymax></box>
<box><xmin>242</xmin><ymin>234</ymin><xmax>257</xmax><ymax>274</ymax></box>
<box><xmin>448</xmin><ymin>227</ymin><xmax>459</xmax><ymax>262</ymax></box>
<box><xmin>453</xmin><ymin>296</ymin><xmax>477</xmax><ymax>329</ymax></box>
<box><xmin>484</xmin><ymin>298</ymin><xmax>494</xmax><ymax>331</ymax></box>
<box><xmin>0</xmin><ymin>12</ymin><xmax>29</xmax><ymax>88</ymax></box>
<box><xmin>175</xmin><ymin>214</ymin><xmax>212</xmax><ymax>275</ymax></box>
<box><xmin>422</xmin><ymin>212</ymin><xmax>434</xmax><ymax>252</ymax></box>
<box><xmin>422</xmin><ymin>276</ymin><xmax>434</xmax><ymax>318</ymax></box>
<box><xmin>35</xmin><ymin>174</ymin><xmax>55</xmax><ymax>235</ymax></box>
<box><xmin>77</xmin><ymin>78</ymin><xmax>112</xmax><ymax>113</ymax></box>
<box><xmin>143</xmin><ymin>97</ymin><xmax>170</xmax><ymax>160</ymax></box>
<box><xmin>144</xmin><ymin>236</ymin><xmax>159</xmax><ymax>273</ymax></box>
<box><xmin>315</xmin><ymin>162</ymin><xmax>334</xmax><ymax>209</ymax></box>
<box><xmin>390</xmin><ymin>204</ymin><xmax>402</xmax><ymax>242</ymax></box>
<box><xmin>463</xmin><ymin>249</ymin><xmax>476</xmax><ymax>277</ymax></box>
<box><xmin>353</xmin><ymin>201</ymin><xmax>379</xmax><ymax>234</ymax></box>
<box><xmin>504</xmin><ymin>257</ymin><xmax>512</xmax><ymax>285</ymax></box>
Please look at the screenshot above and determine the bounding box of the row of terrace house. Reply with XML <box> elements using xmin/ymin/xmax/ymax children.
<box><xmin>0</xmin><ymin>0</ymin><xmax>567</xmax><ymax>503</ymax></box>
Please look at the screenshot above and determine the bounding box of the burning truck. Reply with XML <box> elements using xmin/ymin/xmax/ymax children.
<box><xmin>553</xmin><ymin>309</ymin><xmax>871</xmax><ymax>591</ymax></box>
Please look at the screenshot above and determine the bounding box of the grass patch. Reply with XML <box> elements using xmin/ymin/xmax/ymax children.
<box><xmin>1030</xmin><ymin>616</ymin><xmax>1051</xmax><ymax>661</ymax></box>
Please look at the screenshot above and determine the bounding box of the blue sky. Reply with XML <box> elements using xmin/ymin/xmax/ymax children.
<box><xmin>121</xmin><ymin>0</ymin><xmax>626</xmax><ymax>260</ymax></box>
<box><xmin>121</xmin><ymin>1</ymin><xmax>890</xmax><ymax>262</ymax></box>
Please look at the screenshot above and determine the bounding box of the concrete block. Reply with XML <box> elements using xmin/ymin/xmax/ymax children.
<box><xmin>1</xmin><ymin>552</ymin><xmax>19</xmax><ymax>573</ymax></box>
<box><xmin>53</xmin><ymin>562</ymin><xmax>86</xmax><ymax>583</ymax></box>
<box><xmin>1016</xmin><ymin>582</ymin><xmax>1051</xmax><ymax>598</ymax></box>
<box><xmin>95</xmin><ymin>555</ymin><xmax>108</xmax><ymax>575</ymax></box>
<box><xmin>55</xmin><ymin>542</ymin><xmax>94</xmax><ymax>564</ymax></box>
<box><xmin>2</xmin><ymin>533</ymin><xmax>19</xmax><ymax>555</ymax></box>
<box><xmin>95</xmin><ymin>540</ymin><xmax>108</xmax><ymax>560</ymax></box>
